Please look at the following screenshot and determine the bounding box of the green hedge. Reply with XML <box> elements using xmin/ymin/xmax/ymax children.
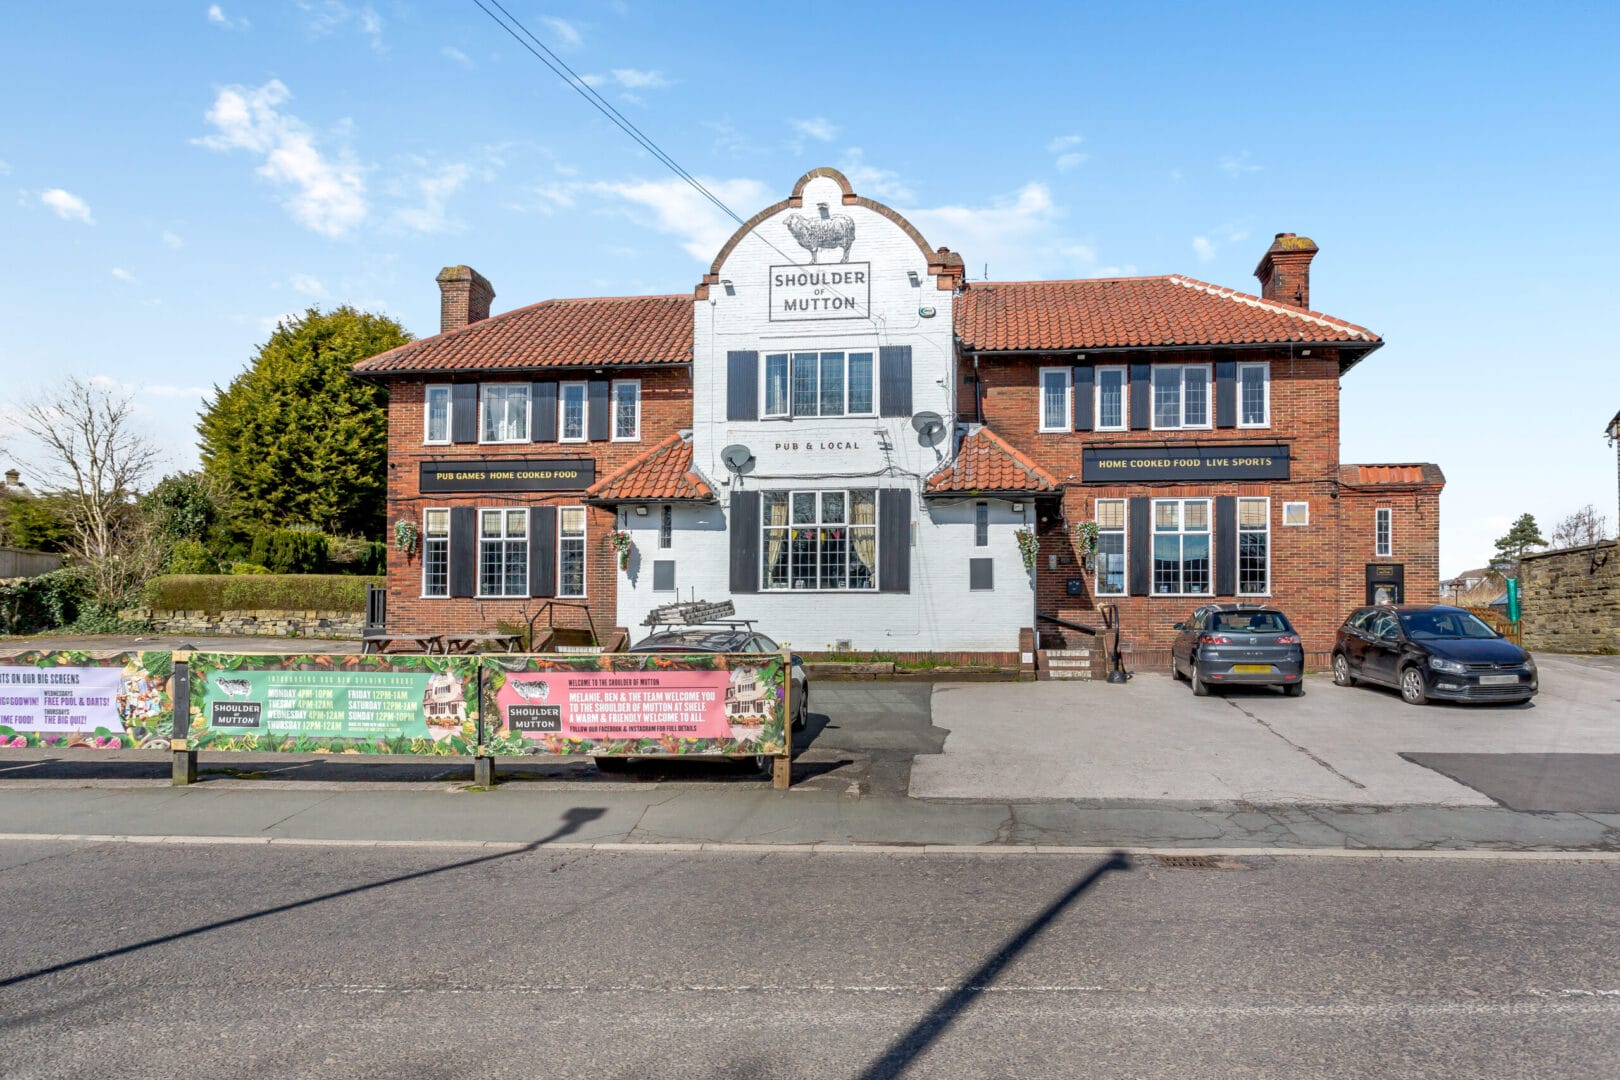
<box><xmin>142</xmin><ymin>574</ymin><xmax>380</xmax><ymax>613</ymax></box>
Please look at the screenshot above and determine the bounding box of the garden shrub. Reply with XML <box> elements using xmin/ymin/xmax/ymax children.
<box><xmin>0</xmin><ymin>567</ymin><xmax>90</xmax><ymax>634</ymax></box>
<box><xmin>249</xmin><ymin>528</ymin><xmax>330</xmax><ymax>574</ymax></box>
<box><xmin>167</xmin><ymin>539</ymin><xmax>218</xmax><ymax>574</ymax></box>
<box><xmin>227</xmin><ymin>562</ymin><xmax>272</xmax><ymax>575</ymax></box>
<box><xmin>142</xmin><ymin>574</ymin><xmax>379</xmax><ymax>613</ymax></box>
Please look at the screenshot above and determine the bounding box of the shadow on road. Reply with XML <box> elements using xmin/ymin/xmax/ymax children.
<box><xmin>856</xmin><ymin>850</ymin><xmax>1132</xmax><ymax>1080</ymax></box>
<box><xmin>0</xmin><ymin>807</ymin><xmax>607</xmax><ymax>993</ymax></box>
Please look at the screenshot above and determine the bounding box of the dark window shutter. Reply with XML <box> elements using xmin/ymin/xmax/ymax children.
<box><xmin>729</xmin><ymin>491</ymin><xmax>760</xmax><ymax>593</ymax></box>
<box><xmin>587</xmin><ymin>379</ymin><xmax>611</xmax><ymax>441</ymax></box>
<box><xmin>1128</xmin><ymin>364</ymin><xmax>1150</xmax><ymax>430</ymax></box>
<box><xmin>451</xmin><ymin>384</ymin><xmax>478</xmax><ymax>444</ymax></box>
<box><xmin>879</xmin><ymin>488</ymin><xmax>912</xmax><ymax>593</ymax></box>
<box><xmin>529</xmin><ymin>506</ymin><xmax>557</xmax><ymax>598</ymax></box>
<box><xmin>652</xmin><ymin>560</ymin><xmax>676</xmax><ymax>592</ymax></box>
<box><xmin>1215</xmin><ymin>361</ymin><xmax>1236</xmax><ymax>429</ymax></box>
<box><xmin>1072</xmin><ymin>364</ymin><xmax>1094</xmax><ymax>431</ymax></box>
<box><xmin>727</xmin><ymin>351</ymin><xmax>759</xmax><ymax>421</ymax></box>
<box><xmin>969</xmin><ymin>558</ymin><xmax>994</xmax><ymax>591</ymax></box>
<box><xmin>449</xmin><ymin>507</ymin><xmax>476</xmax><ymax>597</ymax></box>
<box><xmin>1215</xmin><ymin>496</ymin><xmax>1236</xmax><ymax>596</ymax></box>
<box><xmin>879</xmin><ymin>345</ymin><xmax>913</xmax><ymax>417</ymax></box>
<box><xmin>1128</xmin><ymin>497</ymin><xmax>1151</xmax><ymax>596</ymax></box>
<box><xmin>532</xmin><ymin>381</ymin><xmax>558</xmax><ymax>442</ymax></box>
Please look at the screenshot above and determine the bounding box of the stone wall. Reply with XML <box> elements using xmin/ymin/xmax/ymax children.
<box><xmin>118</xmin><ymin>608</ymin><xmax>366</xmax><ymax>640</ymax></box>
<box><xmin>1519</xmin><ymin>541</ymin><xmax>1620</xmax><ymax>654</ymax></box>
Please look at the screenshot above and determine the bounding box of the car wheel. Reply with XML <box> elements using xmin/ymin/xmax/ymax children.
<box><xmin>1331</xmin><ymin>653</ymin><xmax>1355</xmax><ymax>687</ymax></box>
<box><xmin>752</xmin><ymin>753</ymin><xmax>776</xmax><ymax>776</ymax></box>
<box><xmin>1170</xmin><ymin>655</ymin><xmax>1186</xmax><ymax>682</ymax></box>
<box><xmin>1283</xmin><ymin>682</ymin><xmax>1305</xmax><ymax>697</ymax></box>
<box><xmin>1399</xmin><ymin>665</ymin><xmax>1429</xmax><ymax>706</ymax></box>
<box><xmin>1190</xmin><ymin>660</ymin><xmax>1209</xmax><ymax>697</ymax></box>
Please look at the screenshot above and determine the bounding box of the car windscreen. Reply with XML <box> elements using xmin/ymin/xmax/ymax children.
<box><xmin>1209</xmin><ymin>611</ymin><xmax>1291</xmax><ymax>634</ymax></box>
<box><xmin>1398</xmin><ymin>610</ymin><xmax>1498</xmax><ymax>641</ymax></box>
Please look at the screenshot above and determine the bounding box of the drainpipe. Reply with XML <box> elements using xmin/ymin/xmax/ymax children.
<box><xmin>972</xmin><ymin>353</ymin><xmax>983</xmax><ymax>425</ymax></box>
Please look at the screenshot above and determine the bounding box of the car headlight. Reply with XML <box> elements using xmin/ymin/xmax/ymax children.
<box><xmin>1428</xmin><ymin>657</ymin><xmax>1468</xmax><ymax>675</ymax></box>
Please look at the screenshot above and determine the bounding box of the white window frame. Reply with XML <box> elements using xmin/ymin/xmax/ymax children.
<box><xmin>1375</xmin><ymin>507</ymin><xmax>1393</xmax><ymax>557</ymax></box>
<box><xmin>559</xmin><ymin>381</ymin><xmax>588</xmax><ymax>444</ymax></box>
<box><xmin>1038</xmin><ymin>366</ymin><xmax>1072</xmax><ymax>433</ymax></box>
<box><xmin>1236</xmin><ymin>361</ymin><xmax>1271</xmax><ymax>428</ymax></box>
<box><xmin>421</xmin><ymin>507</ymin><xmax>450</xmax><ymax>598</ymax></box>
<box><xmin>1094</xmin><ymin>498</ymin><xmax>1127</xmax><ymax>597</ymax></box>
<box><xmin>478</xmin><ymin>383</ymin><xmax>531</xmax><ymax>444</ymax></box>
<box><xmin>761</xmin><ymin>489</ymin><xmax>879</xmax><ymax>592</ymax></box>
<box><xmin>769</xmin><ymin>350</ymin><xmax>878</xmax><ymax>419</ymax></box>
<box><xmin>611</xmin><ymin>379</ymin><xmax>641</xmax><ymax>442</ymax></box>
<box><xmin>1094</xmin><ymin>365</ymin><xmax>1128</xmax><ymax>431</ymax></box>
<box><xmin>1151</xmin><ymin>497</ymin><xmax>1214</xmax><ymax>597</ymax></box>
<box><xmin>762</xmin><ymin>353</ymin><xmax>791</xmax><ymax>419</ymax></box>
<box><xmin>1282</xmin><ymin>501</ymin><xmax>1310</xmax><ymax>527</ymax></box>
<box><xmin>1236</xmin><ymin>497</ymin><xmax>1271</xmax><ymax>597</ymax></box>
<box><xmin>476</xmin><ymin>508</ymin><xmax>529</xmax><ymax>598</ymax></box>
<box><xmin>1149</xmin><ymin>364</ymin><xmax>1213</xmax><ymax>431</ymax></box>
<box><xmin>557</xmin><ymin>506</ymin><xmax>587</xmax><ymax>598</ymax></box>
<box><xmin>424</xmin><ymin>385</ymin><xmax>452</xmax><ymax>445</ymax></box>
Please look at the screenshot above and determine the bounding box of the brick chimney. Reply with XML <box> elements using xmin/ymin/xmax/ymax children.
<box><xmin>1254</xmin><ymin>233</ymin><xmax>1319</xmax><ymax>310</ymax></box>
<box><xmin>435</xmin><ymin>265</ymin><xmax>495</xmax><ymax>334</ymax></box>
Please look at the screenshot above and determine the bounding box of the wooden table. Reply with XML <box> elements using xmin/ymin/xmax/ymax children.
<box><xmin>441</xmin><ymin>632</ymin><xmax>521</xmax><ymax>654</ymax></box>
<box><xmin>360</xmin><ymin>633</ymin><xmax>444</xmax><ymax>655</ymax></box>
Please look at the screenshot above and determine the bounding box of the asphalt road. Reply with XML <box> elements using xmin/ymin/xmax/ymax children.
<box><xmin>2</xmin><ymin>837</ymin><xmax>1617</xmax><ymax>1079</ymax></box>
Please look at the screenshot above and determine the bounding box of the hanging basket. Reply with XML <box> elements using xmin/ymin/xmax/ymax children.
<box><xmin>393</xmin><ymin>519</ymin><xmax>419</xmax><ymax>556</ymax></box>
<box><xmin>605</xmin><ymin>529</ymin><xmax>633</xmax><ymax>571</ymax></box>
<box><xmin>1015</xmin><ymin>526</ymin><xmax>1040</xmax><ymax>570</ymax></box>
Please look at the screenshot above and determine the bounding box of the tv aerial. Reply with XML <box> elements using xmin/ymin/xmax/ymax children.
<box><xmin>720</xmin><ymin>443</ymin><xmax>756</xmax><ymax>474</ymax></box>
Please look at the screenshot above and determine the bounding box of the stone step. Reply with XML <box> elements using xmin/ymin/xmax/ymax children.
<box><xmin>1043</xmin><ymin>649</ymin><xmax>1093</xmax><ymax>657</ymax></box>
<box><xmin>1046</xmin><ymin>668</ymin><xmax>1093</xmax><ymax>679</ymax></box>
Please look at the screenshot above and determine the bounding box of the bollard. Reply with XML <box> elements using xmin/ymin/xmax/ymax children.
<box><xmin>473</xmin><ymin>755</ymin><xmax>495</xmax><ymax>789</ymax></box>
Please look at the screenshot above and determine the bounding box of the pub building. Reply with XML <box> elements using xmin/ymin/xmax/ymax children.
<box><xmin>355</xmin><ymin>168</ymin><xmax>1441</xmax><ymax>664</ymax></box>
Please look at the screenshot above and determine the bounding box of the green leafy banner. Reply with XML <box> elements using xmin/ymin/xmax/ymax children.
<box><xmin>480</xmin><ymin>652</ymin><xmax>789</xmax><ymax>759</ymax></box>
<box><xmin>0</xmin><ymin>651</ymin><xmax>174</xmax><ymax>750</ymax></box>
<box><xmin>186</xmin><ymin>653</ymin><xmax>479</xmax><ymax>756</ymax></box>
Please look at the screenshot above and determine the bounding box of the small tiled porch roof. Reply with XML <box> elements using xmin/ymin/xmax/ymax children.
<box><xmin>587</xmin><ymin>433</ymin><xmax>715</xmax><ymax>503</ymax></box>
<box><xmin>1338</xmin><ymin>463</ymin><xmax>1446</xmax><ymax>488</ymax></box>
<box><xmin>926</xmin><ymin>427</ymin><xmax>1060</xmax><ymax>496</ymax></box>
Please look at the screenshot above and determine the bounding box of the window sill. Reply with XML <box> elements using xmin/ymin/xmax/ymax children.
<box><xmin>478</xmin><ymin>438</ymin><xmax>530</xmax><ymax>446</ymax></box>
<box><xmin>423</xmin><ymin>439</ymin><xmax>452</xmax><ymax>447</ymax></box>
<box><xmin>610</xmin><ymin>435</ymin><xmax>641</xmax><ymax>443</ymax></box>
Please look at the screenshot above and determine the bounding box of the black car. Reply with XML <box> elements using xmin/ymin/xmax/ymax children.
<box><xmin>1331</xmin><ymin>605</ymin><xmax>1537</xmax><ymax>706</ymax></box>
<box><xmin>1170</xmin><ymin>604</ymin><xmax>1306</xmax><ymax>697</ymax></box>
<box><xmin>628</xmin><ymin>626</ymin><xmax>809</xmax><ymax>731</ymax></box>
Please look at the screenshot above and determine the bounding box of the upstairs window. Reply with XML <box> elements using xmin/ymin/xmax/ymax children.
<box><xmin>1095</xmin><ymin>366</ymin><xmax>1127</xmax><ymax>431</ymax></box>
<box><xmin>763</xmin><ymin>354</ymin><xmax>791</xmax><ymax>418</ymax></box>
<box><xmin>774</xmin><ymin>351</ymin><xmax>876</xmax><ymax>418</ymax></box>
<box><xmin>659</xmin><ymin>505</ymin><xmax>673</xmax><ymax>549</ymax></box>
<box><xmin>1151</xmin><ymin>364</ymin><xmax>1211</xmax><ymax>429</ymax></box>
<box><xmin>1039</xmin><ymin>367</ymin><xmax>1071</xmax><ymax>432</ymax></box>
<box><xmin>424</xmin><ymin>385</ymin><xmax>451</xmax><ymax>444</ymax></box>
<box><xmin>560</xmin><ymin>381</ymin><xmax>587</xmax><ymax>443</ymax></box>
<box><xmin>974</xmin><ymin>501</ymin><xmax>989</xmax><ymax>547</ymax></box>
<box><xmin>480</xmin><ymin>384</ymin><xmax>530</xmax><ymax>443</ymax></box>
<box><xmin>612</xmin><ymin>379</ymin><xmax>640</xmax><ymax>441</ymax></box>
<box><xmin>1376</xmin><ymin>508</ymin><xmax>1393</xmax><ymax>557</ymax></box>
<box><xmin>1237</xmin><ymin>362</ymin><xmax>1270</xmax><ymax>427</ymax></box>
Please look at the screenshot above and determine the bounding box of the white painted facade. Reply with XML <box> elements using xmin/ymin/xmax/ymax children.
<box><xmin>614</xmin><ymin>171</ymin><xmax>1035</xmax><ymax>652</ymax></box>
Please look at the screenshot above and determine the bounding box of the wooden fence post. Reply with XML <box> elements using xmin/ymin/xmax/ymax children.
<box><xmin>170</xmin><ymin>655</ymin><xmax>197</xmax><ymax>785</ymax></box>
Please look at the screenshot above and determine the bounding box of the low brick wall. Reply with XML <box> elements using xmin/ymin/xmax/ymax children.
<box><xmin>1519</xmin><ymin>541</ymin><xmax>1620</xmax><ymax>654</ymax></box>
<box><xmin>118</xmin><ymin>608</ymin><xmax>366</xmax><ymax>640</ymax></box>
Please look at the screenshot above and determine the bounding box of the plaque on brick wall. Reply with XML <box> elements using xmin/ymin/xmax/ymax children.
<box><xmin>1081</xmin><ymin>444</ymin><xmax>1290</xmax><ymax>483</ymax></box>
<box><xmin>419</xmin><ymin>458</ymin><xmax>595</xmax><ymax>492</ymax></box>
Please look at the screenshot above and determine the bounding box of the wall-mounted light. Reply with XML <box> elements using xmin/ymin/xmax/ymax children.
<box><xmin>907</xmin><ymin>270</ymin><xmax>920</xmax><ymax>287</ymax></box>
<box><xmin>634</xmin><ymin>505</ymin><xmax>650</xmax><ymax>516</ymax></box>
<box><xmin>721</xmin><ymin>279</ymin><xmax>735</xmax><ymax>296</ymax></box>
<box><xmin>1300</xmin><ymin>348</ymin><xmax>1312</xmax><ymax>356</ymax></box>
<box><xmin>1011</xmin><ymin>502</ymin><xmax>1024</xmax><ymax>513</ymax></box>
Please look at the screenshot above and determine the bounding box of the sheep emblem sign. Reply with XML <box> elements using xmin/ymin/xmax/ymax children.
<box><xmin>770</xmin><ymin>206</ymin><xmax>870</xmax><ymax>322</ymax></box>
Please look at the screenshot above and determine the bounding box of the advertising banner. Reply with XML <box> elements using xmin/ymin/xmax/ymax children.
<box><xmin>1081</xmin><ymin>443</ymin><xmax>1291</xmax><ymax>483</ymax></box>
<box><xmin>418</xmin><ymin>458</ymin><xmax>594</xmax><ymax>493</ymax></box>
<box><xmin>0</xmin><ymin>651</ymin><xmax>174</xmax><ymax>749</ymax></box>
<box><xmin>481</xmin><ymin>652</ymin><xmax>789</xmax><ymax>759</ymax></box>
<box><xmin>186</xmin><ymin>653</ymin><xmax>479</xmax><ymax>755</ymax></box>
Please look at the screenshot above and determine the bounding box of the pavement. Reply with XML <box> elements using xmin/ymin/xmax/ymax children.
<box><xmin>1</xmin><ymin>838</ymin><xmax>1617</xmax><ymax>1078</ymax></box>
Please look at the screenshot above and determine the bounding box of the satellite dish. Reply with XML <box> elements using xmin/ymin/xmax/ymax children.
<box><xmin>720</xmin><ymin>443</ymin><xmax>756</xmax><ymax>474</ymax></box>
<box><xmin>910</xmin><ymin>411</ymin><xmax>946</xmax><ymax>442</ymax></box>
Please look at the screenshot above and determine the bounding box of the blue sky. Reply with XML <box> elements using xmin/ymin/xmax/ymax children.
<box><xmin>3</xmin><ymin>1</ymin><xmax>1616</xmax><ymax>573</ymax></box>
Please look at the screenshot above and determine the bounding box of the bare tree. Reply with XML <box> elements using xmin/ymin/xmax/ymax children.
<box><xmin>1550</xmin><ymin>504</ymin><xmax>1611</xmax><ymax>550</ymax></box>
<box><xmin>18</xmin><ymin>377</ymin><xmax>165</xmax><ymax>606</ymax></box>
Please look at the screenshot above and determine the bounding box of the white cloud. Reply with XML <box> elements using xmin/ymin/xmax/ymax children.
<box><xmin>1192</xmin><ymin>236</ymin><xmax>1216</xmax><ymax>263</ymax></box>
<box><xmin>541</xmin><ymin>15</ymin><xmax>583</xmax><ymax>48</ymax></box>
<box><xmin>1190</xmin><ymin>224</ymin><xmax>1250</xmax><ymax>264</ymax></box>
<box><xmin>792</xmin><ymin>117</ymin><xmax>839</xmax><ymax>143</ymax></box>
<box><xmin>162</xmin><ymin>229</ymin><xmax>185</xmax><ymax>249</ymax></box>
<box><xmin>1219</xmin><ymin>151</ymin><xmax>1262</xmax><ymax>176</ymax></box>
<box><xmin>299</xmin><ymin>1</ymin><xmax>383</xmax><ymax>51</ymax></box>
<box><xmin>840</xmin><ymin>148</ymin><xmax>914</xmax><ymax>202</ymax></box>
<box><xmin>41</xmin><ymin>188</ymin><xmax>93</xmax><ymax>223</ymax></box>
<box><xmin>1046</xmin><ymin>134</ymin><xmax>1083</xmax><ymax>153</ymax></box>
<box><xmin>612</xmin><ymin>68</ymin><xmax>669</xmax><ymax>89</ymax></box>
<box><xmin>0</xmin><ymin>160</ymin><xmax>11</xmax><ymax>176</ymax></box>
<box><xmin>441</xmin><ymin>46</ymin><xmax>473</xmax><ymax>67</ymax></box>
<box><xmin>393</xmin><ymin>162</ymin><xmax>472</xmax><ymax>234</ymax></box>
<box><xmin>111</xmin><ymin>267</ymin><xmax>137</xmax><ymax>283</ymax></box>
<box><xmin>908</xmin><ymin>182</ymin><xmax>1110</xmax><ymax>281</ymax></box>
<box><xmin>206</xmin><ymin>4</ymin><xmax>249</xmax><ymax>30</ymax></box>
<box><xmin>289</xmin><ymin>273</ymin><xmax>326</xmax><ymax>296</ymax></box>
<box><xmin>197</xmin><ymin>79</ymin><xmax>367</xmax><ymax>238</ymax></box>
<box><xmin>1054</xmin><ymin>152</ymin><xmax>1087</xmax><ymax>172</ymax></box>
<box><xmin>592</xmin><ymin>176</ymin><xmax>772</xmax><ymax>261</ymax></box>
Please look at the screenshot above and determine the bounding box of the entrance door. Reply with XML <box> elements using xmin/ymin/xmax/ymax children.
<box><xmin>1365</xmin><ymin>563</ymin><xmax>1405</xmax><ymax>606</ymax></box>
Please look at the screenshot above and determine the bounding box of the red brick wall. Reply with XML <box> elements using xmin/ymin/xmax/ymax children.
<box><xmin>1338</xmin><ymin>488</ymin><xmax>1443</xmax><ymax>611</ymax></box>
<box><xmin>973</xmin><ymin>347</ymin><xmax>1439</xmax><ymax>656</ymax></box>
<box><xmin>381</xmin><ymin>367</ymin><xmax>692</xmax><ymax>641</ymax></box>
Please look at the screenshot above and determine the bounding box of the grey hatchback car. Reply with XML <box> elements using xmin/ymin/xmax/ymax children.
<box><xmin>1170</xmin><ymin>604</ymin><xmax>1306</xmax><ymax>696</ymax></box>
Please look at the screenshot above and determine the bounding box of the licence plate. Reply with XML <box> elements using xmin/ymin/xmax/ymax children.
<box><xmin>1232</xmin><ymin>664</ymin><xmax>1271</xmax><ymax>674</ymax></box>
<box><xmin>1478</xmin><ymin>674</ymin><xmax>1519</xmax><ymax>686</ymax></box>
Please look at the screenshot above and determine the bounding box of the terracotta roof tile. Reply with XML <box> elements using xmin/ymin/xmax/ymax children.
<box><xmin>353</xmin><ymin>295</ymin><xmax>691</xmax><ymax>375</ymax></box>
<box><xmin>953</xmin><ymin>275</ymin><xmax>1380</xmax><ymax>352</ymax></box>
<box><xmin>588</xmin><ymin>433</ymin><xmax>714</xmax><ymax>502</ymax></box>
<box><xmin>926</xmin><ymin>427</ymin><xmax>1059</xmax><ymax>495</ymax></box>
<box><xmin>1339</xmin><ymin>463</ymin><xmax>1446</xmax><ymax>487</ymax></box>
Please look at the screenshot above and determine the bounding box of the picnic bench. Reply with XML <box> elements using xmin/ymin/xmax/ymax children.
<box><xmin>360</xmin><ymin>633</ymin><xmax>444</xmax><ymax>655</ymax></box>
<box><xmin>441</xmin><ymin>632</ymin><xmax>521</xmax><ymax>654</ymax></box>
